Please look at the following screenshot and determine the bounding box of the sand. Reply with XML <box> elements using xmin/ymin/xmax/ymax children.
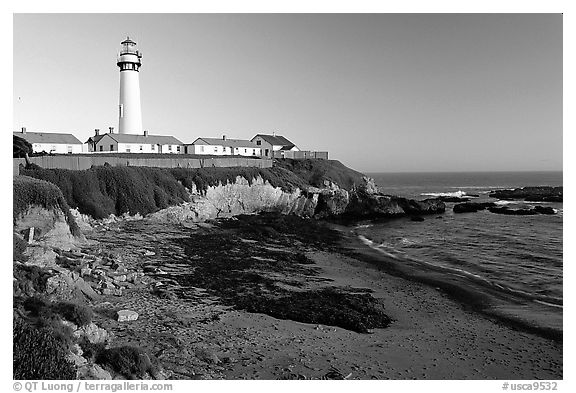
<box><xmin>91</xmin><ymin>219</ymin><xmax>562</xmax><ymax>380</ymax></box>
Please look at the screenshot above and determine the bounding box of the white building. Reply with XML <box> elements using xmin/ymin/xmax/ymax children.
<box><xmin>14</xmin><ymin>128</ymin><xmax>84</xmax><ymax>154</ymax></box>
<box><xmin>185</xmin><ymin>136</ymin><xmax>261</xmax><ymax>156</ymax></box>
<box><xmin>86</xmin><ymin>129</ymin><xmax>182</xmax><ymax>154</ymax></box>
<box><xmin>251</xmin><ymin>134</ymin><xmax>299</xmax><ymax>158</ymax></box>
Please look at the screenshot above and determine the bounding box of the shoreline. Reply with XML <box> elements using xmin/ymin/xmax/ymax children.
<box><xmin>84</xmin><ymin>214</ymin><xmax>562</xmax><ymax>379</ymax></box>
<box><xmin>331</xmin><ymin>220</ymin><xmax>563</xmax><ymax>343</ymax></box>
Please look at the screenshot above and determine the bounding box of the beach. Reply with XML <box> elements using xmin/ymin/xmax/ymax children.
<box><xmin>86</xmin><ymin>214</ymin><xmax>562</xmax><ymax>380</ymax></box>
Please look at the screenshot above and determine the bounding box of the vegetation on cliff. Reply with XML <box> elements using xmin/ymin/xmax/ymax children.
<box><xmin>21</xmin><ymin>166</ymin><xmax>308</xmax><ymax>219</ymax></box>
<box><xmin>13</xmin><ymin>315</ymin><xmax>77</xmax><ymax>380</ymax></box>
<box><xmin>273</xmin><ymin>159</ymin><xmax>365</xmax><ymax>190</ymax></box>
<box><xmin>13</xmin><ymin>176</ymin><xmax>82</xmax><ymax>237</ymax></box>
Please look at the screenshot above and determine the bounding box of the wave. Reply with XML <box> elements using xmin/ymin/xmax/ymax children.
<box><xmin>494</xmin><ymin>200</ymin><xmax>520</xmax><ymax>206</ymax></box>
<box><xmin>448</xmin><ymin>186</ymin><xmax>508</xmax><ymax>190</ymax></box>
<box><xmin>357</xmin><ymin>233</ymin><xmax>563</xmax><ymax>308</ymax></box>
<box><xmin>420</xmin><ymin>190</ymin><xmax>469</xmax><ymax>198</ymax></box>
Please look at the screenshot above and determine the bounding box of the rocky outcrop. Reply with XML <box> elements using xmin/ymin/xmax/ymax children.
<box><xmin>148</xmin><ymin>175</ymin><xmax>445</xmax><ymax>223</ymax></box>
<box><xmin>453</xmin><ymin>202</ymin><xmax>497</xmax><ymax>213</ymax></box>
<box><xmin>148</xmin><ymin>176</ymin><xmax>317</xmax><ymax>224</ymax></box>
<box><xmin>15</xmin><ymin>206</ymin><xmax>86</xmax><ymax>252</ymax></box>
<box><xmin>489</xmin><ymin>186</ymin><xmax>562</xmax><ymax>202</ymax></box>
<box><xmin>488</xmin><ymin>206</ymin><xmax>556</xmax><ymax>216</ymax></box>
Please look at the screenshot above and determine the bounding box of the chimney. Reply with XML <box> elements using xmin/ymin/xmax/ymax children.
<box><xmin>222</xmin><ymin>135</ymin><xmax>226</xmax><ymax>140</ymax></box>
<box><xmin>273</xmin><ymin>131</ymin><xmax>276</xmax><ymax>137</ymax></box>
<box><xmin>95</xmin><ymin>128</ymin><xmax>100</xmax><ymax>136</ymax></box>
<box><xmin>109</xmin><ymin>127</ymin><xmax>114</xmax><ymax>134</ymax></box>
<box><xmin>21</xmin><ymin>127</ymin><xmax>26</xmax><ymax>134</ymax></box>
<box><xmin>144</xmin><ymin>130</ymin><xmax>149</xmax><ymax>137</ymax></box>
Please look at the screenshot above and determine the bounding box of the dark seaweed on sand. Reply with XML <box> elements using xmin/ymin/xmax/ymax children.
<box><xmin>170</xmin><ymin>213</ymin><xmax>391</xmax><ymax>333</ymax></box>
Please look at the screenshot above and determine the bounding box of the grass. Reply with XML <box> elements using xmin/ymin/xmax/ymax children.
<box><xmin>13</xmin><ymin>176</ymin><xmax>82</xmax><ymax>237</ymax></box>
<box><xmin>21</xmin><ymin>166</ymin><xmax>308</xmax><ymax>219</ymax></box>
<box><xmin>273</xmin><ymin>159</ymin><xmax>366</xmax><ymax>190</ymax></box>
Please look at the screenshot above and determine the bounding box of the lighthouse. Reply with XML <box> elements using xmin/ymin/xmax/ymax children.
<box><xmin>117</xmin><ymin>37</ymin><xmax>143</xmax><ymax>134</ymax></box>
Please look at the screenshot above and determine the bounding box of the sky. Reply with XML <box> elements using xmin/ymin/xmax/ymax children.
<box><xmin>12</xmin><ymin>13</ymin><xmax>562</xmax><ymax>173</ymax></box>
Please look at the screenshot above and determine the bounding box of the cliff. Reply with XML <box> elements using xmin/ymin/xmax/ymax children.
<box><xmin>14</xmin><ymin>176</ymin><xmax>85</xmax><ymax>257</ymax></box>
<box><xmin>20</xmin><ymin>160</ymin><xmax>445</xmax><ymax>224</ymax></box>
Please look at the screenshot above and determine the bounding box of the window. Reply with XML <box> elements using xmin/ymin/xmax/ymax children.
<box><xmin>151</xmin><ymin>144</ymin><xmax>155</xmax><ymax>151</ymax></box>
<box><xmin>110</xmin><ymin>145</ymin><xmax>114</xmax><ymax>151</ymax></box>
<box><xmin>126</xmin><ymin>148</ymin><xmax>131</xmax><ymax>153</ymax></box>
<box><xmin>256</xmin><ymin>140</ymin><xmax>261</xmax><ymax>146</ymax></box>
<box><xmin>67</xmin><ymin>146</ymin><xmax>73</xmax><ymax>154</ymax></box>
<box><xmin>214</xmin><ymin>147</ymin><xmax>218</xmax><ymax>152</ymax></box>
<box><xmin>200</xmin><ymin>146</ymin><xmax>204</xmax><ymax>152</ymax></box>
<box><xmin>244</xmin><ymin>149</ymin><xmax>247</xmax><ymax>153</ymax></box>
<box><xmin>99</xmin><ymin>146</ymin><xmax>103</xmax><ymax>152</ymax></box>
<box><xmin>253</xmin><ymin>149</ymin><xmax>256</xmax><ymax>155</ymax></box>
<box><xmin>140</xmin><ymin>145</ymin><xmax>143</xmax><ymax>151</ymax></box>
<box><xmin>168</xmin><ymin>145</ymin><xmax>172</xmax><ymax>151</ymax></box>
<box><xmin>177</xmin><ymin>146</ymin><xmax>181</xmax><ymax>152</ymax></box>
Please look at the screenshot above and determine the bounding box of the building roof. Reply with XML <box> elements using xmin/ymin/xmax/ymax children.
<box><xmin>252</xmin><ymin>134</ymin><xmax>296</xmax><ymax>149</ymax></box>
<box><xmin>191</xmin><ymin>137</ymin><xmax>259</xmax><ymax>149</ymax></box>
<box><xmin>88</xmin><ymin>133</ymin><xmax>183</xmax><ymax>145</ymax></box>
<box><xmin>85</xmin><ymin>134</ymin><xmax>106</xmax><ymax>144</ymax></box>
<box><xmin>14</xmin><ymin>131</ymin><xmax>82</xmax><ymax>145</ymax></box>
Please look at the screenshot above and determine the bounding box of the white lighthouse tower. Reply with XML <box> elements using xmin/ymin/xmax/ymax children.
<box><xmin>117</xmin><ymin>37</ymin><xmax>143</xmax><ymax>135</ymax></box>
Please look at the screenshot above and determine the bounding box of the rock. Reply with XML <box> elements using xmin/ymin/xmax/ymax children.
<box><xmin>102</xmin><ymin>288</ymin><xmax>123</xmax><ymax>296</ymax></box>
<box><xmin>102</xmin><ymin>281</ymin><xmax>116</xmax><ymax>289</ymax></box>
<box><xmin>436</xmin><ymin>196</ymin><xmax>471</xmax><ymax>203</ymax></box>
<box><xmin>22</xmin><ymin>245</ymin><xmax>57</xmax><ymax>267</ymax></box>
<box><xmin>112</xmin><ymin>263</ymin><xmax>127</xmax><ymax>274</ymax></box>
<box><xmin>117</xmin><ymin>309</ymin><xmax>139</xmax><ymax>322</ymax></box>
<box><xmin>489</xmin><ymin>186</ymin><xmax>562</xmax><ymax>202</ymax></box>
<box><xmin>410</xmin><ymin>216</ymin><xmax>425</xmax><ymax>222</ymax></box>
<box><xmin>68</xmin><ymin>352</ymin><xmax>88</xmax><ymax>367</ymax></box>
<box><xmin>76</xmin><ymin>322</ymin><xmax>110</xmax><ymax>344</ymax></box>
<box><xmin>45</xmin><ymin>271</ymin><xmax>99</xmax><ymax>301</ymax></box>
<box><xmin>144</xmin><ymin>250</ymin><xmax>156</xmax><ymax>256</ymax></box>
<box><xmin>395</xmin><ymin>198</ymin><xmax>446</xmax><ymax>215</ymax></box>
<box><xmin>194</xmin><ymin>347</ymin><xmax>220</xmax><ymax>364</ymax></box>
<box><xmin>534</xmin><ymin>206</ymin><xmax>556</xmax><ymax>215</ymax></box>
<box><xmin>113</xmin><ymin>274</ymin><xmax>127</xmax><ymax>283</ymax></box>
<box><xmin>77</xmin><ymin>363</ymin><xmax>113</xmax><ymax>380</ymax></box>
<box><xmin>80</xmin><ymin>267</ymin><xmax>93</xmax><ymax>277</ymax></box>
<box><xmin>453</xmin><ymin>202</ymin><xmax>497</xmax><ymax>213</ymax></box>
<box><xmin>488</xmin><ymin>207</ymin><xmax>538</xmax><ymax>216</ymax></box>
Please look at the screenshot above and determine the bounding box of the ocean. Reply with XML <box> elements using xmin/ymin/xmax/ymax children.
<box><xmin>353</xmin><ymin>171</ymin><xmax>563</xmax><ymax>335</ymax></box>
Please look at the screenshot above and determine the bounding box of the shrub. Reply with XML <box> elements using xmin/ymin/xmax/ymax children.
<box><xmin>96</xmin><ymin>346</ymin><xmax>157</xmax><ymax>379</ymax></box>
<box><xmin>13</xmin><ymin>265</ymin><xmax>52</xmax><ymax>297</ymax></box>
<box><xmin>23</xmin><ymin>297</ymin><xmax>93</xmax><ymax>327</ymax></box>
<box><xmin>52</xmin><ymin>301</ymin><xmax>93</xmax><ymax>327</ymax></box>
<box><xmin>13</xmin><ymin>316</ymin><xmax>77</xmax><ymax>380</ymax></box>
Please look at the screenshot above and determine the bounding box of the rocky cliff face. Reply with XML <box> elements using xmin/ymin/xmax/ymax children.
<box><xmin>148</xmin><ymin>175</ymin><xmax>445</xmax><ymax>224</ymax></box>
<box><xmin>148</xmin><ymin>176</ymin><xmax>318</xmax><ymax>224</ymax></box>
